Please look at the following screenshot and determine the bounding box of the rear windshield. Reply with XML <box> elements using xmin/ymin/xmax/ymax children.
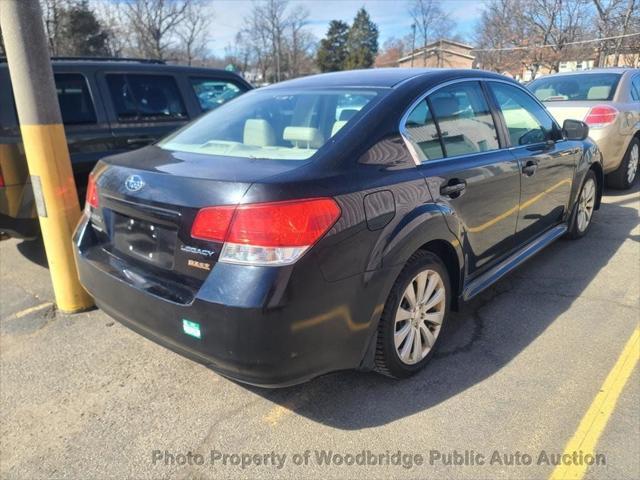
<box><xmin>159</xmin><ymin>88</ymin><xmax>383</xmax><ymax>160</ymax></box>
<box><xmin>528</xmin><ymin>73</ymin><xmax>621</xmax><ymax>102</ymax></box>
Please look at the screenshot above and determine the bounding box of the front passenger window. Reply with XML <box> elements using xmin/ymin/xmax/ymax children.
<box><xmin>490</xmin><ymin>83</ymin><xmax>556</xmax><ymax>146</ymax></box>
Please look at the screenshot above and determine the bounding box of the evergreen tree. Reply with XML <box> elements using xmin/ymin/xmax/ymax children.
<box><xmin>316</xmin><ymin>20</ymin><xmax>350</xmax><ymax>72</ymax></box>
<box><xmin>61</xmin><ymin>0</ymin><xmax>110</xmax><ymax>56</ymax></box>
<box><xmin>345</xmin><ymin>8</ymin><xmax>379</xmax><ymax>69</ymax></box>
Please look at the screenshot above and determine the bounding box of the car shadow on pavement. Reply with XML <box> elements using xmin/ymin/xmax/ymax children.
<box><xmin>245</xmin><ymin>186</ymin><xmax>639</xmax><ymax>430</ymax></box>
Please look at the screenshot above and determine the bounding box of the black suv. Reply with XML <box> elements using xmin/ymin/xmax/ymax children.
<box><xmin>0</xmin><ymin>58</ymin><xmax>252</xmax><ymax>239</ymax></box>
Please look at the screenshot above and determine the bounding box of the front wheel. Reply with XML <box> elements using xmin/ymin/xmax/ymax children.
<box><xmin>567</xmin><ymin>170</ymin><xmax>597</xmax><ymax>239</ymax></box>
<box><xmin>374</xmin><ymin>251</ymin><xmax>450</xmax><ymax>378</ymax></box>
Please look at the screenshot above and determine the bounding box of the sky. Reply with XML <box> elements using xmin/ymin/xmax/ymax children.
<box><xmin>203</xmin><ymin>0</ymin><xmax>487</xmax><ymax>56</ymax></box>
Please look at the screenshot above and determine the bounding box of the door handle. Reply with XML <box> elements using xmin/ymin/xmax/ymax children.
<box><xmin>522</xmin><ymin>160</ymin><xmax>538</xmax><ymax>176</ymax></box>
<box><xmin>440</xmin><ymin>180</ymin><xmax>466</xmax><ymax>197</ymax></box>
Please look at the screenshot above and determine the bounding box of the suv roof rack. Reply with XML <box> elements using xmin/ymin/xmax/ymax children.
<box><xmin>51</xmin><ymin>56</ymin><xmax>166</xmax><ymax>64</ymax></box>
<box><xmin>0</xmin><ymin>56</ymin><xmax>166</xmax><ymax>64</ymax></box>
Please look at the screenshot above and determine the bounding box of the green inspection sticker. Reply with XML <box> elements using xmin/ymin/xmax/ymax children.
<box><xmin>182</xmin><ymin>319</ymin><xmax>201</xmax><ymax>339</ymax></box>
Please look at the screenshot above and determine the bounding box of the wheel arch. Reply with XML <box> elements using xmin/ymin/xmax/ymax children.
<box><xmin>359</xmin><ymin>208</ymin><xmax>465</xmax><ymax>370</ymax></box>
<box><xmin>589</xmin><ymin>160</ymin><xmax>604</xmax><ymax>210</ymax></box>
<box><xmin>416</xmin><ymin>239</ymin><xmax>462</xmax><ymax>311</ymax></box>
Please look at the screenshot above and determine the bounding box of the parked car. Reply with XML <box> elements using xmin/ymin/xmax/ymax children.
<box><xmin>528</xmin><ymin>68</ymin><xmax>639</xmax><ymax>189</ymax></box>
<box><xmin>0</xmin><ymin>57</ymin><xmax>252</xmax><ymax>239</ymax></box>
<box><xmin>74</xmin><ymin>69</ymin><xmax>603</xmax><ymax>387</ymax></box>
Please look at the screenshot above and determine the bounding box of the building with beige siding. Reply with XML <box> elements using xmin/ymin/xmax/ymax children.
<box><xmin>397</xmin><ymin>40</ymin><xmax>475</xmax><ymax>69</ymax></box>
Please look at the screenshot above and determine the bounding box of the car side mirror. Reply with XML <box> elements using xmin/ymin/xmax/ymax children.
<box><xmin>562</xmin><ymin>119</ymin><xmax>589</xmax><ymax>141</ymax></box>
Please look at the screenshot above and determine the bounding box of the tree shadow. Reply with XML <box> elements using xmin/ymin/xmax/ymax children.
<box><xmin>242</xmin><ymin>186</ymin><xmax>638</xmax><ymax>429</ymax></box>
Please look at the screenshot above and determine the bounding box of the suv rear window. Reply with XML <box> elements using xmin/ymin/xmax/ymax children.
<box><xmin>106</xmin><ymin>74</ymin><xmax>187</xmax><ymax>122</ymax></box>
<box><xmin>190</xmin><ymin>78</ymin><xmax>245</xmax><ymax>112</ymax></box>
<box><xmin>528</xmin><ymin>73</ymin><xmax>621</xmax><ymax>102</ymax></box>
<box><xmin>55</xmin><ymin>73</ymin><xmax>96</xmax><ymax>125</ymax></box>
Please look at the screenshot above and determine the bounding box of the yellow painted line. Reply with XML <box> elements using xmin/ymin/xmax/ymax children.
<box><xmin>263</xmin><ymin>405</ymin><xmax>291</xmax><ymax>426</ymax></box>
<box><xmin>549</xmin><ymin>327</ymin><xmax>640</xmax><ymax>480</ymax></box>
<box><xmin>263</xmin><ymin>392</ymin><xmax>312</xmax><ymax>427</ymax></box>
<box><xmin>13</xmin><ymin>302</ymin><xmax>54</xmax><ymax>318</ymax></box>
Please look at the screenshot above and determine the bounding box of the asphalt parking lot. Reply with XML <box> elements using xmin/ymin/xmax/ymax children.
<box><xmin>1</xmin><ymin>184</ymin><xmax>638</xmax><ymax>480</ymax></box>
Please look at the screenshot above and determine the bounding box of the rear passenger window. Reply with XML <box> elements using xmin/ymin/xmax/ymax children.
<box><xmin>106</xmin><ymin>74</ymin><xmax>187</xmax><ymax>122</ymax></box>
<box><xmin>428</xmin><ymin>82</ymin><xmax>499</xmax><ymax>157</ymax></box>
<box><xmin>404</xmin><ymin>100</ymin><xmax>445</xmax><ymax>161</ymax></box>
<box><xmin>490</xmin><ymin>82</ymin><xmax>555</xmax><ymax>146</ymax></box>
<box><xmin>55</xmin><ymin>74</ymin><xmax>96</xmax><ymax>125</ymax></box>
<box><xmin>632</xmin><ymin>76</ymin><xmax>640</xmax><ymax>101</ymax></box>
<box><xmin>190</xmin><ymin>78</ymin><xmax>244</xmax><ymax>112</ymax></box>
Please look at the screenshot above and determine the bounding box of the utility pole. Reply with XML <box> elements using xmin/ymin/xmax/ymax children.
<box><xmin>0</xmin><ymin>0</ymin><xmax>93</xmax><ymax>313</ymax></box>
<box><xmin>411</xmin><ymin>24</ymin><xmax>416</xmax><ymax>68</ymax></box>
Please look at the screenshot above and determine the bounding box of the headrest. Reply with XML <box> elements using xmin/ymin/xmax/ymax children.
<box><xmin>331</xmin><ymin>120</ymin><xmax>348</xmax><ymax>137</ymax></box>
<box><xmin>535</xmin><ymin>88</ymin><xmax>556</xmax><ymax>100</ymax></box>
<box><xmin>283</xmin><ymin>127</ymin><xmax>324</xmax><ymax>148</ymax></box>
<box><xmin>431</xmin><ymin>96</ymin><xmax>459</xmax><ymax>118</ymax></box>
<box><xmin>338</xmin><ymin>109</ymin><xmax>359</xmax><ymax>121</ymax></box>
<box><xmin>243</xmin><ymin>119</ymin><xmax>276</xmax><ymax>147</ymax></box>
<box><xmin>587</xmin><ymin>86</ymin><xmax>611</xmax><ymax>100</ymax></box>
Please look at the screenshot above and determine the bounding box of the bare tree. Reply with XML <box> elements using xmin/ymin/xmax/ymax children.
<box><xmin>408</xmin><ymin>0</ymin><xmax>455</xmax><ymax>63</ymax></box>
<box><xmin>474</xmin><ymin>0</ymin><xmax>529</xmax><ymax>73</ymax></box>
<box><xmin>256</xmin><ymin>0</ymin><xmax>288</xmax><ymax>82</ymax></box>
<box><xmin>592</xmin><ymin>0</ymin><xmax>640</xmax><ymax>66</ymax></box>
<box><xmin>286</xmin><ymin>6</ymin><xmax>313</xmax><ymax>78</ymax></box>
<box><xmin>225</xmin><ymin>31</ymin><xmax>253</xmax><ymax>74</ymax></box>
<box><xmin>125</xmin><ymin>0</ymin><xmax>189</xmax><ymax>60</ymax></box>
<box><xmin>375</xmin><ymin>37</ymin><xmax>407</xmax><ymax>67</ymax></box>
<box><xmin>42</xmin><ymin>0</ymin><xmax>67</xmax><ymax>55</ymax></box>
<box><xmin>240</xmin><ymin>0</ymin><xmax>315</xmax><ymax>82</ymax></box>
<box><xmin>176</xmin><ymin>0</ymin><xmax>211</xmax><ymax>65</ymax></box>
<box><xmin>92</xmin><ymin>0</ymin><xmax>130</xmax><ymax>56</ymax></box>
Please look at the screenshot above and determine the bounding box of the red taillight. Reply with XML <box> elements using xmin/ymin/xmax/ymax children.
<box><xmin>0</xmin><ymin>165</ymin><xmax>4</xmax><ymax>188</ymax></box>
<box><xmin>191</xmin><ymin>205</ymin><xmax>235</xmax><ymax>242</ymax></box>
<box><xmin>584</xmin><ymin>105</ymin><xmax>618</xmax><ymax>127</ymax></box>
<box><xmin>191</xmin><ymin>198</ymin><xmax>341</xmax><ymax>265</ymax></box>
<box><xmin>228</xmin><ymin>199</ymin><xmax>341</xmax><ymax>246</ymax></box>
<box><xmin>86</xmin><ymin>173</ymin><xmax>99</xmax><ymax>209</ymax></box>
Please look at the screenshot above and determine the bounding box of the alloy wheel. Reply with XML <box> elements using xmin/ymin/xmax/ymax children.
<box><xmin>627</xmin><ymin>143</ymin><xmax>639</xmax><ymax>184</ymax></box>
<box><xmin>394</xmin><ymin>269</ymin><xmax>445</xmax><ymax>365</ymax></box>
<box><xmin>577</xmin><ymin>177</ymin><xmax>596</xmax><ymax>233</ymax></box>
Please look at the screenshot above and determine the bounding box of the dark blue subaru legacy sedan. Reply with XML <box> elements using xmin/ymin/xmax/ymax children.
<box><xmin>74</xmin><ymin>69</ymin><xmax>603</xmax><ymax>387</ymax></box>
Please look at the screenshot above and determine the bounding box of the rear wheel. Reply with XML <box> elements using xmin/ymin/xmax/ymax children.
<box><xmin>607</xmin><ymin>137</ymin><xmax>639</xmax><ymax>190</ymax></box>
<box><xmin>374</xmin><ymin>250</ymin><xmax>450</xmax><ymax>378</ymax></box>
<box><xmin>567</xmin><ymin>170</ymin><xmax>597</xmax><ymax>239</ymax></box>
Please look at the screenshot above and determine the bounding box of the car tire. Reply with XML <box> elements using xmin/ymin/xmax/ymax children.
<box><xmin>567</xmin><ymin>169</ymin><xmax>597</xmax><ymax>239</ymax></box>
<box><xmin>607</xmin><ymin>137</ymin><xmax>639</xmax><ymax>190</ymax></box>
<box><xmin>374</xmin><ymin>250</ymin><xmax>450</xmax><ymax>378</ymax></box>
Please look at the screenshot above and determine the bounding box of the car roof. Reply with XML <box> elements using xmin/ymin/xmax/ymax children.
<box><xmin>0</xmin><ymin>57</ymin><xmax>246</xmax><ymax>78</ymax></box>
<box><xmin>533</xmin><ymin>68</ymin><xmax>638</xmax><ymax>79</ymax></box>
<box><xmin>264</xmin><ymin>68</ymin><xmax>507</xmax><ymax>89</ymax></box>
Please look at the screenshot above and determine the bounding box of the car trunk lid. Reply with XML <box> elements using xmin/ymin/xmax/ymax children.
<box><xmin>542</xmin><ymin>101</ymin><xmax>595</xmax><ymax>125</ymax></box>
<box><xmin>86</xmin><ymin>146</ymin><xmax>308</xmax><ymax>300</ymax></box>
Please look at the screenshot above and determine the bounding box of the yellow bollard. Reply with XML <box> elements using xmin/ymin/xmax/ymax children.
<box><xmin>0</xmin><ymin>0</ymin><xmax>93</xmax><ymax>312</ymax></box>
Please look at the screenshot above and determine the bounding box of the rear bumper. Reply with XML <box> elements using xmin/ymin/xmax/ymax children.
<box><xmin>588</xmin><ymin>127</ymin><xmax>629</xmax><ymax>173</ymax></box>
<box><xmin>74</xmin><ymin>219</ymin><xmax>389</xmax><ymax>387</ymax></box>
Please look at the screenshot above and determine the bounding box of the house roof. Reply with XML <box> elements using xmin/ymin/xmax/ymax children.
<box><xmin>397</xmin><ymin>39</ymin><xmax>476</xmax><ymax>63</ymax></box>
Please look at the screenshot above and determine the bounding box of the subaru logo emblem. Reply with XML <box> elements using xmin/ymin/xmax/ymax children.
<box><xmin>125</xmin><ymin>175</ymin><xmax>145</xmax><ymax>192</ymax></box>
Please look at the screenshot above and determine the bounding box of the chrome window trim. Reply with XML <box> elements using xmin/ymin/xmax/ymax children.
<box><xmin>399</xmin><ymin>77</ymin><xmax>560</xmax><ymax>166</ymax></box>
